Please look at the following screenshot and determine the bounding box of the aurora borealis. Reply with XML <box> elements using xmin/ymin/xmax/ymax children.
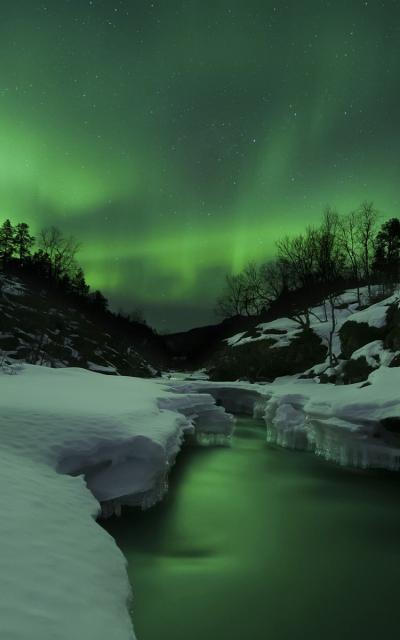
<box><xmin>1</xmin><ymin>1</ymin><xmax>399</xmax><ymax>330</ymax></box>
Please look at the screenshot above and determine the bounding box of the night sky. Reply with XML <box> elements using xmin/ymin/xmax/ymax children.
<box><xmin>1</xmin><ymin>1</ymin><xmax>399</xmax><ymax>331</ymax></box>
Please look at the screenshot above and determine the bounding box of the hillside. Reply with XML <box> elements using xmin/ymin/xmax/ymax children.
<box><xmin>169</xmin><ymin>285</ymin><xmax>400</xmax><ymax>470</ymax></box>
<box><xmin>0</xmin><ymin>272</ymin><xmax>170</xmax><ymax>376</ymax></box>
<box><xmin>3</xmin><ymin>268</ymin><xmax>400</xmax><ymax>389</ymax></box>
<box><xmin>199</xmin><ymin>285</ymin><xmax>400</xmax><ymax>384</ymax></box>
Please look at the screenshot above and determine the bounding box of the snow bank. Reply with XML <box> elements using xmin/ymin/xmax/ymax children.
<box><xmin>349</xmin><ymin>340</ymin><xmax>398</xmax><ymax>368</ymax></box>
<box><xmin>346</xmin><ymin>294</ymin><xmax>397</xmax><ymax>328</ymax></box>
<box><xmin>171</xmin><ymin>381</ymin><xmax>265</xmax><ymax>416</ymax></box>
<box><xmin>162</xmin><ymin>368</ymin><xmax>210</xmax><ymax>381</ymax></box>
<box><xmin>209</xmin><ymin>288</ymin><xmax>400</xmax><ymax>467</ymax></box>
<box><xmin>0</xmin><ymin>364</ymin><xmax>233</xmax><ymax>640</ymax></box>
<box><xmin>178</xmin><ymin>367</ymin><xmax>400</xmax><ymax>471</ymax></box>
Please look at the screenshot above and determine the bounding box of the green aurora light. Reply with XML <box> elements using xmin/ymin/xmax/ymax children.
<box><xmin>1</xmin><ymin>0</ymin><xmax>399</xmax><ymax>329</ymax></box>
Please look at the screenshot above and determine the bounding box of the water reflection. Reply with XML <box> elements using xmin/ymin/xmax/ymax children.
<box><xmin>104</xmin><ymin>417</ymin><xmax>400</xmax><ymax>640</ymax></box>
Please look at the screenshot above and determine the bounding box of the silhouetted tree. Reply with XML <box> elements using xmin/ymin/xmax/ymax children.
<box><xmin>260</xmin><ymin>259</ymin><xmax>290</xmax><ymax>302</ymax></box>
<box><xmin>70</xmin><ymin>267</ymin><xmax>90</xmax><ymax>298</ymax></box>
<box><xmin>30</xmin><ymin>249</ymin><xmax>52</xmax><ymax>278</ymax></box>
<box><xmin>0</xmin><ymin>219</ymin><xmax>15</xmax><ymax>266</ymax></box>
<box><xmin>338</xmin><ymin>210</ymin><xmax>363</xmax><ymax>303</ymax></box>
<box><xmin>315</xmin><ymin>208</ymin><xmax>345</xmax><ymax>288</ymax></box>
<box><xmin>39</xmin><ymin>226</ymin><xmax>80</xmax><ymax>281</ymax></box>
<box><xmin>127</xmin><ymin>308</ymin><xmax>147</xmax><ymax>325</ymax></box>
<box><xmin>14</xmin><ymin>222</ymin><xmax>35</xmax><ymax>262</ymax></box>
<box><xmin>316</xmin><ymin>209</ymin><xmax>346</xmax><ymax>366</ymax></box>
<box><xmin>357</xmin><ymin>201</ymin><xmax>378</xmax><ymax>296</ymax></box>
<box><xmin>216</xmin><ymin>273</ymin><xmax>247</xmax><ymax>318</ymax></box>
<box><xmin>240</xmin><ymin>262</ymin><xmax>269</xmax><ymax>315</ymax></box>
<box><xmin>89</xmin><ymin>290</ymin><xmax>108</xmax><ymax>313</ymax></box>
<box><xmin>277</xmin><ymin>227</ymin><xmax>319</xmax><ymax>289</ymax></box>
<box><xmin>216</xmin><ymin>263</ymin><xmax>268</xmax><ymax>318</ymax></box>
<box><xmin>276</xmin><ymin>227</ymin><xmax>319</xmax><ymax>327</ymax></box>
<box><xmin>373</xmin><ymin>218</ymin><xmax>400</xmax><ymax>291</ymax></box>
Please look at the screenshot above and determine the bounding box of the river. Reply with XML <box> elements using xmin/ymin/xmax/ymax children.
<box><xmin>104</xmin><ymin>416</ymin><xmax>400</xmax><ymax>640</ymax></box>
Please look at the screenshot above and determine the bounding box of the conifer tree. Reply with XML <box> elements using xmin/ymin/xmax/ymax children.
<box><xmin>14</xmin><ymin>222</ymin><xmax>35</xmax><ymax>261</ymax></box>
<box><xmin>71</xmin><ymin>267</ymin><xmax>90</xmax><ymax>297</ymax></box>
<box><xmin>373</xmin><ymin>218</ymin><xmax>400</xmax><ymax>288</ymax></box>
<box><xmin>0</xmin><ymin>219</ymin><xmax>16</xmax><ymax>265</ymax></box>
<box><xmin>90</xmin><ymin>290</ymin><xmax>108</xmax><ymax>312</ymax></box>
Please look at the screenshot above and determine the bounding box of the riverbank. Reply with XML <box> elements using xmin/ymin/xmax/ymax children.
<box><xmin>173</xmin><ymin>364</ymin><xmax>400</xmax><ymax>470</ymax></box>
<box><xmin>3</xmin><ymin>361</ymin><xmax>400</xmax><ymax>640</ymax></box>
<box><xmin>0</xmin><ymin>365</ymin><xmax>233</xmax><ymax>640</ymax></box>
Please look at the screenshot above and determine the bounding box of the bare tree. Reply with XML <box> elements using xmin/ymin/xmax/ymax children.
<box><xmin>276</xmin><ymin>210</ymin><xmax>345</xmax><ymax>363</ymax></box>
<box><xmin>338</xmin><ymin>210</ymin><xmax>363</xmax><ymax>304</ymax></box>
<box><xmin>216</xmin><ymin>273</ymin><xmax>247</xmax><ymax>318</ymax></box>
<box><xmin>260</xmin><ymin>259</ymin><xmax>289</xmax><ymax>302</ymax></box>
<box><xmin>276</xmin><ymin>227</ymin><xmax>319</xmax><ymax>327</ymax></box>
<box><xmin>277</xmin><ymin>227</ymin><xmax>319</xmax><ymax>289</ymax></box>
<box><xmin>215</xmin><ymin>262</ymin><xmax>268</xmax><ymax>318</ymax></box>
<box><xmin>315</xmin><ymin>209</ymin><xmax>346</xmax><ymax>367</ymax></box>
<box><xmin>357</xmin><ymin>201</ymin><xmax>378</xmax><ymax>297</ymax></box>
<box><xmin>315</xmin><ymin>208</ymin><xmax>344</xmax><ymax>285</ymax></box>
<box><xmin>39</xmin><ymin>226</ymin><xmax>81</xmax><ymax>281</ymax></box>
<box><xmin>241</xmin><ymin>262</ymin><xmax>269</xmax><ymax>315</ymax></box>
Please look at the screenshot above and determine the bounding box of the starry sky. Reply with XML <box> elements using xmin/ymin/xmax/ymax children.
<box><xmin>1</xmin><ymin>1</ymin><xmax>399</xmax><ymax>331</ymax></box>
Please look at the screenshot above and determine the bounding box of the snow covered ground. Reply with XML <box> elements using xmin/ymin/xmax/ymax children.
<box><xmin>161</xmin><ymin>368</ymin><xmax>209</xmax><ymax>381</ymax></box>
<box><xmin>226</xmin><ymin>286</ymin><xmax>397</xmax><ymax>359</ymax></box>
<box><xmin>177</xmin><ymin>364</ymin><xmax>400</xmax><ymax>471</ymax></box>
<box><xmin>0</xmin><ymin>365</ymin><xmax>233</xmax><ymax>640</ymax></box>
<box><xmin>3</xmin><ymin>285</ymin><xmax>400</xmax><ymax>639</ymax></box>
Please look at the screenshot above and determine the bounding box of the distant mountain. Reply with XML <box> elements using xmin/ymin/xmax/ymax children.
<box><xmin>164</xmin><ymin>315</ymin><xmax>257</xmax><ymax>368</ymax></box>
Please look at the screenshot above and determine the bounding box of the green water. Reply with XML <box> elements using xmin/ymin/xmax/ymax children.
<box><xmin>104</xmin><ymin>417</ymin><xmax>400</xmax><ymax>640</ymax></box>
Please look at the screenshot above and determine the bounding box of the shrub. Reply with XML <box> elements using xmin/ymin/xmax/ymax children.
<box><xmin>383</xmin><ymin>304</ymin><xmax>400</xmax><ymax>351</ymax></box>
<box><xmin>339</xmin><ymin>321</ymin><xmax>384</xmax><ymax>359</ymax></box>
<box><xmin>208</xmin><ymin>329</ymin><xmax>326</xmax><ymax>382</ymax></box>
<box><xmin>341</xmin><ymin>356</ymin><xmax>374</xmax><ymax>384</ymax></box>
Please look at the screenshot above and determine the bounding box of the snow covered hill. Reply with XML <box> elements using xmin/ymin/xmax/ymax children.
<box><xmin>0</xmin><ymin>365</ymin><xmax>233</xmax><ymax>640</ymax></box>
<box><xmin>171</xmin><ymin>285</ymin><xmax>400</xmax><ymax>473</ymax></box>
<box><xmin>206</xmin><ymin>285</ymin><xmax>400</xmax><ymax>383</ymax></box>
<box><xmin>0</xmin><ymin>273</ymin><xmax>168</xmax><ymax>376</ymax></box>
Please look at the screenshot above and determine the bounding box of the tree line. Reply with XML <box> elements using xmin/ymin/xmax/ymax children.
<box><xmin>0</xmin><ymin>219</ymin><xmax>108</xmax><ymax>312</ymax></box>
<box><xmin>216</xmin><ymin>202</ymin><xmax>400</xmax><ymax>323</ymax></box>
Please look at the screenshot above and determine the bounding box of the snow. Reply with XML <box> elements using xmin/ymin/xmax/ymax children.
<box><xmin>350</xmin><ymin>340</ymin><xmax>386</xmax><ymax>367</ymax></box>
<box><xmin>226</xmin><ymin>331</ymin><xmax>247</xmax><ymax>346</ymax></box>
<box><xmin>162</xmin><ymin>368</ymin><xmax>210</xmax><ymax>381</ymax></box>
<box><xmin>87</xmin><ymin>361</ymin><xmax>118</xmax><ymax>373</ymax></box>
<box><xmin>336</xmin><ymin>285</ymin><xmax>376</xmax><ymax>306</ymax></box>
<box><xmin>189</xmin><ymin>288</ymin><xmax>400</xmax><ymax>467</ymax></box>
<box><xmin>0</xmin><ymin>364</ymin><xmax>233</xmax><ymax>640</ymax></box>
<box><xmin>257</xmin><ymin>317</ymin><xmax>299</xmax><ymax>333</ymax></box>
<box><xmin>177</xmin><ymin>364</ymin><xmax>400</xmax><ymax>471</ymax></box>
<box><xmin>346</xmin><ymin>294</ymin><xmax>398</xmax><ymax>328</ymax></box>
<box><xmin>224</xmin><ymin>288</ymin><xmax>398</xmax><ymax>357</ymax></box>
<box><xmin>0</xmin><ymin>275</ymin><xmax>26</xmax><ymax>296</ymax></box>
